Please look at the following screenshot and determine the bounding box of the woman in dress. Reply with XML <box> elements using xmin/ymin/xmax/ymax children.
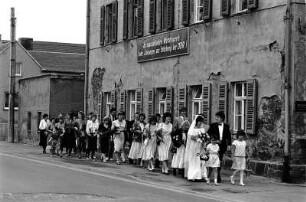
<box><xmin>142</xmin><ymin>115</ymin><xmax>158</xmax><ymax>171</ymax></box>
<box><xmin>56</xmin><ymin>117</ymin><xmax>65</xmax><ymax>157</ymax></box>
<box><xmin>184</xmin><ymin>115</ymin><xmax>206</xmax><ymax>181</ymax></box>
<box><xmin>157</xmin><ymin>112</ymin><xmax>172</xmax><ymax>175</ymax></box>
<box><xmin>112</xmin><ymin>111</ymin><xmax>127</xmax><ymax>165</ymax></box>
<box><xmin>39</xmin><ymin>114</ymin><xmax>50</xmax><ymax>154</ymax></box>
<box><xmin>128</xmin><ymin>113</ymin><xmax>145</xmax><ymax>165</ymax></box>
<box><xmin>98</xmin><ymin>117</ymin><xmax>112</xmax><ymax>162</ymax></box>
<box><xmin>75</xmin><ymin>111</ymin><xmax>86</xmax><ymax>159</ymax></box>
<box><xmin>86</xmin><ymin>114</ymin><xmax>99</xmax><ymax>160</ymax></box>
<box><xmin>64</xmin><ymin>114</ymin><xmax>76</xmax><ymax>157</ymax></box>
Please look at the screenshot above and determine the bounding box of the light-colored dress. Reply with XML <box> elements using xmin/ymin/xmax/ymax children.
<box><xmin>142</xmin><ymin>124</ymin><xmax>157</xmax><ymax>160</ymax></box>
<box><xmin>112</xmin><ymin>120</ymin><xmax>126</xmax><ymax>152</ymax></box>
<box><xmin>206</xmin><ymin>143</ymin><xmax>220</xmax><ymax>168</ymax></box>
<box><xmin>231</xmin><ymin>140</ymin><xmax>247</xmax><ymax>170</ymax></box>
<box><xmin>128</xmin><ymin>121</ymin><xmax>145</xmax><ymax>159</ymax></box>
<box><xmin>184</xmin><ymin>127</ymin><xmax>205</xmax><ymax>180</ymax></box>
<box><xmin>157</xmin><ymin>123</ymin><xmax>172</xmax><ymax>161</ymax></box>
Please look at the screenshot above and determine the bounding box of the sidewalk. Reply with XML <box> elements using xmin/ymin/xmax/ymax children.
<box><xmin>0</xmin><ymin>141</ymin><xmax>305</xmax><ymax>202</ymax></box>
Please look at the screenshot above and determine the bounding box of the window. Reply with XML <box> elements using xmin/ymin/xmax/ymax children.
<box><xmin>158</xmin><ymin>88</ymin><xmax>167</xmax><ymax>115</ymax></box>
<box><xmin>106</xmin><ymin>92</ymin><xmax>112</xmax><ymax>116</ymax></box>
<box><xmin>100</xmin><ymin>1</ymin><xmax>118</xmax><ymax>45</ymax></box>
<box><xmin>233</xmin><ymin>82</ymin><xmax>247</xmax><ymax>131</ymax></box>
<box><xmin>4</xmin><ymin>92</ymin><xmax>18</xmax><ymax>110</ymax></box>
<box><xmin>15</xmin><ymin>63</ymin><xmax>22</xmax><ymax>76</ymax></box>
<box><xmin>191</xmin><ymin>85</ymin><xmax>202</xmax><ymax>120</ymax></box>
<box><xmin>27</xmin><ymin>112</ymin><xmax>32</xmax><ymax>132</ymax></box>
<box><xmin>122</xmin><ymin>0</ymin><xmax>143</xmax><ymax>40</ymax></box>
<box><xmin>98</xmin><ymin>92</ymin><xmax>102</xmax><ymax>122</ymax></box>
<box><xmin>195</xmin><ymin>0</ymin><xmax>204</xmax><ymax>22</ymax></box>
<box><xmin>236</xmin><ymin>0</ymin><xmax>248</xmax><ymax>13</ymax></box>
<box><xmin>129</xmin><ymin>90</ymin><xmax>137</xmax><ymax>120</ymax></box>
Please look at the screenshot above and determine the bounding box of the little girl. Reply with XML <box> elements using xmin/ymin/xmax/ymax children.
<box><xmin>205</xmin><ymin>138</ymin><xmax>220</xmax><ymax>185</ymax></box>
<box><xmin>231</xmin><ymin>130</ymin><xmax>248</xmax><ymax>186</ymax></box>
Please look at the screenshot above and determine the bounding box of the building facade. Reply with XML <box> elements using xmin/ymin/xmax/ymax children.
<box><xmin>87</xmin><ymin>0</ymin><xmax>306</xmax><ymax>181</ymax></box>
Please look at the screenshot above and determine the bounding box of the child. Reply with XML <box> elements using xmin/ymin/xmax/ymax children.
<box><xmin>205</xmin><ymin>138</ymin><xmax>220</xmax><ymax>185</ymax></box>
<box><xmin>230</xmin><ymin>130</ymin><xmax>248</xmax><ymax>186</ymax></box>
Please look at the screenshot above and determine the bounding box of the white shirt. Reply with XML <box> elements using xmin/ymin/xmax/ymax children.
<box><xmin>218</xmin><ymin>123</ymin><xmax>224</xmax><ymax>141</ymax></box>
<box><xmin>86</xmin><ymin>120</ymin><xmax>99</xmax><ymax>135</ymax></box>
<box><xmin>111</xmin><ymin>120</ymin><xmax>126</xmax><ymax>134</ymax></box>
<box><xmin>232</xmin><ymin>140</ymin><xmax>247</xmax><ymax>157</ymax></box>
<box><xmin>39</xmin><ymin>119</ymin><xmax>49</xmax><ymax>130</ymax></box>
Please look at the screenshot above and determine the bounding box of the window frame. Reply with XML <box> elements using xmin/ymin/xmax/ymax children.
<box><xmin>194</xmin><ymin>0</ymin><xmax>204</xmax><ymax>23</ymax></box>
<box><xmin>4</xmin><ymin>91</ymin><xmax>19</xmax><ymax>110</ymax></box>
<box><xmin>236</xmin><ymin>0</ymin><xmax>248</xmax><ymax>13</ymax></box>
<box><xmin>105</xmin><ymin>92</ymin><xmax>112</xmax><ymax>116</ymax></box>
<box><xmin>233</xmin><ymin>82</ymin><xmax>247</xmax><ymax>132</ymax></box>
<box><xmin>15</xmin><ymin>62</ymin><xmax>22</xmax><ymax>77</ymax></box>
<box><xmin>129</xmin><ymin>90</ymin><xmax>137</xmax><ymax>120</ymax></box>
<box><xmin>191</xmin><ymin>85</ymin><xmax>202</xmax><ymax>120</ymax></box>
<box><xmin>157</xmin><ymin>88</ymin><xmax>167</xmax><ymax>115</ymax></box>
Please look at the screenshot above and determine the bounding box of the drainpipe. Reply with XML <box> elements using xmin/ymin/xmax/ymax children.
<box><xmin>282</xmin><ymin>0</ymin><xmax>292</xmax><ymax>183</ymax></box>
<box><xmin>84</xmin><ymin>0</ymin><xmax>90</xmax><ymax>116</ymax></box>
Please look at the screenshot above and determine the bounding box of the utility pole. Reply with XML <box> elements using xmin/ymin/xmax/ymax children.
<box><xmin>8</xmin><ymin>7</ymin><xmax>16</xmax><ymax>143</ymax></box>
<box><xmin>84</xmin><ymin>0</ymin><xmax>90</xmax><ymax>116</ymax></box>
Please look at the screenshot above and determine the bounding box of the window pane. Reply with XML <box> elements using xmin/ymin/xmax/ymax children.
<box><xmin>160</xmin><ymin>103</ymin><xmax>165</xmax><ymax>114</ymax></box>
<box><xmin>130</xmin><ymin>104</ymin><xmax>136</xmax><ymax>120</ymax></box>
<box><xmin>241</xmin><ymin>0</ymin><xmax>248</xmax><ymax>10</ymax></box>
<box><xmin>194</xmin><ymin>102</ymin><xmax>199</xmax><ymax>114</ymax></box>
<box><xmin>5</xmin><ymin>92</ymin><xmax>9</xmax><ymax>108</ymax></box>
<box><xmin>235</xmin><ymin>100</ymin><xmax>242</xmax><ymax>115</ymax></box>
<box><xmin>236</xmin><ymin>83</ymin><xmax>243</xmax><ymax>97</ymax></box>
<box><xmin>130</xmin><ymin>91</ymin><xmax>136</xmax><ymax>101</ymax></box>
<box><xmin>193</xmin><ymin>86</ymin><xmax>202</xmax><ymax>99</ymax></box>
<box><xmin>235</xmin><ymin>116</ymin><xmax>243</xmax><ymax>131</ymax></box>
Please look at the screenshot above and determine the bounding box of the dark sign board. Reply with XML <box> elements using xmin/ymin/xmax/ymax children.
<box><xmin>295</xmin><ymin>101</ymin><xmax>306</xmax><ymax>112</ymax></box>
<box><xmin>137</xmin><ymin>28</ymin><xmax>189</xmax><ymax>62</ymax></box>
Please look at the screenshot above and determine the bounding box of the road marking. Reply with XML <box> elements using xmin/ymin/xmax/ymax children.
<box><xmin>0</xmin><ymin>152</ymin><xmax>240</xmax><ymax>202</ymax></box>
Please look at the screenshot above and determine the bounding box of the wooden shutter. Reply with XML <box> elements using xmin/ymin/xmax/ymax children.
<box><xmin>148</xmin><ymin>89</ymin><xmax>155</xmax><ymax>119</ymax></box>
<box><xmin>202</xmin><ymin>83</ymin><xmax>211</xmax><ymax>125</ymax></box>
<box><xmin>245</xmin><ymin>79</ymin><xmax>257</xmax><ymax>134</ymax></box>
<box><xmin>182</xmin><ymin>0</ymin><xmax>190</xmax><ymax>26</ymax></box>
<box><xmin>186</xmin><ymin>86</ymin><xmax>193</xmax><ymax>123</ymax></box>
<box><xmin>166</xmin><ymin>87</ymin><xmax>173</xmax><ymax>113</ymax></box>
<box><xmin>119</xmin><ymin>90</ymin><xmax>126</xmax><ymax>113</ymax></box>
<box><xmin>100</xmin><ymin>6</ymin><xmax>105</xmax><ymax>46</ymax></box>
<box><xmin>218</xmin><ymin>82</ymin><xmax>228</xmax><ymax>121</ymax></box>
<box><xmin>102</xmin><ymin>92</ymin><xmax>107</xmax><ymax>118</ymax></box>
<box><xmin>98</xmin><ymin>92</ymin><xmax>102</xmax><ymax>121</ymax></box>
<box><xmin>248</xmin><ymin>0</ymin><xmax>258</xmax><ymax>9</ymax></box>
<box><xmin>221</xmin><ymin>0</ymin><xmax>230</xmax><ymax>16</ymax></box>
<box><xmin>149</xmin><ymin>0</ymin><xmax>156</xmax><ymax>34</ymax></box>
<box><xmin>111</xmin><ymin>1</ymin><xmax>118</xmax><ymax>43</ymax></box>
<box><xmin>137</xmin><ymin>0</ymin><xmax>144</xmax><ymax>37</ymax></box>
<box><xmin>164</xmin><ymin>0</ymin><xmax>174</xmax><ymax>30</ymax></box>
<box><xmin>123</xmin><ymin>0</ymin><xmax>129</xmax><ymax>40</ymax></box>
<box><xmin>136</xmin><ymin>88</ymin><xmax>143</xmax><ymax>113</ymax></box>
<box><xmin>110</xmin><ymin>90</ymin><xmax>116</xmax><ymax>108</ymax></box>
<box><xmin>178</xmin><ymin>86</ymin><xmax>187</xmax><ymax>112</ymax></box>
<box><xmin>203</xmin><ymin>0</ymin><xmax>212</xmax><ymax>21</ymax></box>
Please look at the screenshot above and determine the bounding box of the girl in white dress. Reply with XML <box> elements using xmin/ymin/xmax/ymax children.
<box><xmin>141</xmin><ymin>115</ymin><xmax>158</xmax><ymax>171</ymax></box>
<box><xmin>206</xmin><ymin>138</ymin><xmax>221</xmax><ymax>185</ymax></box>
<box><xmin>184</xmin><ymin>115</ymin><xmax>206</xmax><ymax>181</ymax></box>
<box><xmin>111</xmin><ymin>112</ymin><xmax>127</xmax><ymax>165</ymax></box>
<box><xmin>157</xmin><ymin>112</ymin><xmax>172</xmax><ymax>175</ymax></box>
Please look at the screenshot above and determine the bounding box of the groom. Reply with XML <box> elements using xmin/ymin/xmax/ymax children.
<box><xmin>207</xmin><ymin>111</ymin><xmax>231</xmax><ymax>183</ymax></box>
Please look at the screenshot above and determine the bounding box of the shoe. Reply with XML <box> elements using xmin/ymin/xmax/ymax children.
<box><xmin>239</xmin><ymin>182</ymin><xmax>245</xmax><ymax>186</ymax></box>
<box><xmin>43</xmin><ymin>150</ymin><xmax>46</xmax><ymax>154</ymax></box>
<box><xmin>60</xmin><ymin>154</ymin><xmax>63</xmax><ymax>158</ymax></box>
<box><xmin>103</xmin><ymin>159</ymin><xmax>107</xmax><ymax>163</ymax></box>
<box><xmin>206</xmin><ymin>178</ymin><xmax>210</xmax><ymax>185</ymax></box>
<box><xmin>214</xmin><ymin>179</ymin><xmax>219</xmax><ymax>186</ymax></box>
<box><xmin>230</xmin><ymin>176</ymin><xmax>235</xmax><ymax>185</ymax></box>
<box><xmin>116</xmin><ymin>161</ymin><xmax>121</xmax><ymax>165</ymax></box>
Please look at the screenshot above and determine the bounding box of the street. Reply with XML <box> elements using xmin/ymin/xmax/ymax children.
<box><xmin>0</xmin><ymin>142</ymin><xmax>305</xmax><ymax>202</ymax></box>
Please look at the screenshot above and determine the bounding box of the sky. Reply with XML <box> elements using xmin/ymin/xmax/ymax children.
<box><xmin>0</xmin><ymin>0</ymin><xmax>86</xmax><ymax>44</ymax></box>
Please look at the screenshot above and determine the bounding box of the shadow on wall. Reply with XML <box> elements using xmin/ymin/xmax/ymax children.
<box><xmin>91</xmin><ymin>68</ymin><xmax>105</xmax><ymax>113</ymax></box>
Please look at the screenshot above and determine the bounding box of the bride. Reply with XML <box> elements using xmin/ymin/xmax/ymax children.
<box><xmin>184</xmin><ymin>115</ymin><xmax>206</xmax><ymax>181</ymax></box>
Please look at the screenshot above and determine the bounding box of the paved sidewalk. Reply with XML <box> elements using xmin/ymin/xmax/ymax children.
<box><xmin>0</xmin><ymin>142</ymin><xmax>305</xmax><ymax>202</ymax></box>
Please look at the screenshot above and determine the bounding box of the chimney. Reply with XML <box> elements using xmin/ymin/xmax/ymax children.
<box><xmin>19</xmin><ymin>38</ymin><xmax>33</xmax><ymax>50</ymax></box>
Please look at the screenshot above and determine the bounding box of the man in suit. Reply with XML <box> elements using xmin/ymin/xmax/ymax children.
<box><xmin>207</xmin><ymin>111</ymin><xmax>231</xmax><ymax>183</ymax></box>
<box><xmin>104</xmin><ymin>108</ymin><xmax>117</xmax><ymax>160</ymax></box>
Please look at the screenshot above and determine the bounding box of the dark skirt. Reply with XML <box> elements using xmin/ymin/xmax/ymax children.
<box><xmin>100</xmin><ymin>136</ymin><xmax>110</xmax><ymax>154</ymax></box>
<box><xmin>39</xmin><ymin>130</ymin><xmax>47</xmax><ymax>148</ymax></box>
<box><xmin>66</xmin><ymin>132</ymin><xmax>75</xmax><ymax>149</ymax></box>
<box><xmin>87</xmin><ymin>136</ymin><xmax>97</xmax><ymax>151</ymax></box>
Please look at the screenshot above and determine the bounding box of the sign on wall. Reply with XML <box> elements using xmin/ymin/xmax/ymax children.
<box><xmin>137</xmin><ymin>28</ymin><xmax>189</xmax><ymax>63</ymax></box>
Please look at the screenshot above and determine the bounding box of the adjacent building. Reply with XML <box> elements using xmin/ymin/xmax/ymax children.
<box><xmin>87</xmin><ymin>0</ymin><xmax>306</xmax><ymax>181</ymax></box>
<box><xmin>0</xmin><ymin>38</ymin><xmax>85</xmax><ymax>142</ymax></box>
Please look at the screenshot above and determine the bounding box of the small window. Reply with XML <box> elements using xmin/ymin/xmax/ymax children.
<box><xmin>236</xmin><ymin>0</ymin><xmax>248</xmax><ymax>13</ymax></box>
<box><xmin>195</xmin><ymin>0</ymin><xmax>204</xmax><ymax>22</ymax></box>
<box><xmin>191</xmin><ymin>85</ymin><xmax>202</xmax><ymax>119</ymax></box>
<box><xmin>129</xmin><ymin>90</ymin><xmax>137</xmax><ymax>120</ymax></box>
<box><xmin>158</xmin><ymin>88</ymin><xmax>167</xmax><ymax>115</ymax></box>
<box><xmin>105</xmin><ymin>92</ymin><xmax>112</xmax><ymax>116</ymax></box>
<box><xmin>15</xmin><ymin>63</ymin><xmax>22</xmax><ymax>76</ymax></box>
<box><xmin>233</xmin><ymin>82</ymin><xmax>247</xmax><ymax>131</ymax></box>
<box><xmin>4</xmin><ymin>92</ymin><xmax>18</xmax><ymax>110</ymax></box>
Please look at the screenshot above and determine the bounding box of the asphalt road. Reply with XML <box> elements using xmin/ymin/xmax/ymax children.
<box><xmin>0</xmin><ymin>153</ymin><xmax>222</xmax><ymax>202</ymax></box>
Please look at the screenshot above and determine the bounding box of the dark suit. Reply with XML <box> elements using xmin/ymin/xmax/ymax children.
<box><xmin>207</xmin><ymin>122</ymin><xmax>231</xmax><ymax>182</ymax></box>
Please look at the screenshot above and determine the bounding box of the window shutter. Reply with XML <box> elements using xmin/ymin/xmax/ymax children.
<box><xmin>148</xmin><ymin>89</ymin><xmax>155</xmax><ymax>119</ymax></box>
<box><xmin>119</xmin><ymin>90</ymin><xmax>126</xmax><ymax>113</ymax></box>
<box><xmin>136</xmin><ymin>88</ymin><xmax>143</xmax><ymax>113</ymax></box>
<box><xmin>245</xmin><ymin>79</ymin><xmax>257</xmax><ymax>134</ymax></box>
<box><xmin>221</xmin><ymin>0</ymin><xmax>230</xmax><ymax>16</ymax></box>
<box><xmin>149</xmin><ymin>0</ymin><xmax>156</xmax><ymax>34</ymax></box>
<box><xmin>182</xmin><ymin>0</ymin><xmax>190</xmax><ymax>26</ymax></box>
<box><xmin>98</xmin><ymin>92</ymin><xmax>102</xmax><ymax>122</ymax></box>
<box><xmin>178</xmin><ymin>86</ymin><xmax>187</xmax><ymax>112</ymax></box>
<box><xmin>110</xmin><ymin>90</ymin><xmax>116</xmax><ymax>108</ymax></box>
<box><xmin>111</xmin><ymin>1</ymin><xmax>118</xmax><ymax>43</ymax></box>
<box><xmin>203</xmin><ymin>0</ymin><xmax>212</xmax><ymax>21</ymax></box>
<box><xmin>166</xmin><ymin>87</ymin><xmax>173</xmax><ymax>113</ymax></box>
<box><xmin>218</xmin><ymin>82</ymin><xmax>228</xmax><ymax>122</ymax></box>
<box><xmin>123</xmin><ymin>0</ymin><xmax>129</xmax><ymax>40</ymax></box>
<box><xmin>186</xmin><ymin>86</ymin><xmax>192</xmax><ymax>123</ymax></box>
<box><xmin>102</xmin><ymin>92</ymin><xmax>107</xmax><ymax>118</ymax></box>
<box><xmin>164</xmin><ymin>0</ymin><xmax>174</xmax><ymax>30</ymax></box>
<box><xmin>100</xmin><ymin>6</ymin><xmax>105</xmax><ymax>46</ymax></box>
<box><xmin>202</xmin><ymin>83</ymin><xmax>211</xmax><ymax>125</ymax></box>
<box><xmin>248</xmin><ymin>0</ymin><xmax>258</xmax><ymax>9</ymax></box>
<box><xmin>137</xmin><ymin>0</ymin><xmax>144</xmax><ymax>37</ymax></box>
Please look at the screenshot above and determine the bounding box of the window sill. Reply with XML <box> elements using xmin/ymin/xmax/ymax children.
<box><xmin>231</xmin><ymin>10</ymin><xmax>251</xmax><ymax>17</ymax></box>
<box><xmin>3</xmin><ymin>107</ymin><xmax>19</xmax><ymax>111</ymax></box>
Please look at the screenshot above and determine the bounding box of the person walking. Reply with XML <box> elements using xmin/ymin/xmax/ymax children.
<box><xmin>207</xmin><ymin>111</ymin><xmax>231</xmax><ymax>183</ymax></box>
<box><xmin>205</xmin><ymin>138</ymin><xmax>221</xmax><ymax>185</ymax></box>
<box><xmin>112</xmin><ymin>111</ymin><xmax>127</xmax><ymax>165</ymax></box>
<box><xmin>75</xmin><ymin>111</ymin><xmax>86</xmax><ymax>159</ymax></box>
<box><xmin>104</xmin><ymin>108</ymin><xmax>116</xmax><ymax>160</ymax></box>
<box><xmin>98</xmin><ymin>117</ymin><xmax>112</xmax><ymax>162</ymax></box>
<box><xmin>64</xmin><ymin>114</ymin><xmax>76</xmax><ymax>157</ymax></box>
<box><xmin>39</xmin><ymin>114</ymin><xmax>50</xmax><ymax>154</ymax></box>
<box><xmin>86</xmin><ymin>114</ymin><xmax>99</xmax><ymax>160</ymax></box>
<box><xmin>128</xmin><ymin>113</ymin><xmax>144</xmax><ymax>165</ymax></box>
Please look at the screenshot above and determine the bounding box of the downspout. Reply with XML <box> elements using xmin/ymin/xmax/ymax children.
<box><xmin>84</xmin><ymin>0</ymin><xmax>90</xmax><ymax>116</ymax></box>
<box><xmin>282</xmin><ymin>0</ymin><xmax>292</xmax><ymax>183</ymax></box>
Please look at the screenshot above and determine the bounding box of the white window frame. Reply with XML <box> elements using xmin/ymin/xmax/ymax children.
<box><xmin>233</xmin><ymin>82</ymin><xmax>247</xmax><ymax>132</ymax></box>
<box><xmin>129</xmin><ymin>90</ymin><xmax>137</xmax><ymax>120</ymax></box>
<box><xmin>105</xmin><ymin>92</ymin><xmax>112</xmax><ymax>116</ymax></box>
<box><xmin>236</xmin><ymin>0</ymin><xmax>248</xmax><ymax>13</ymax></box>
<box><xmin>191</xmin><ymin>85</ymin><xmax>202</xmax><ymax>120</ymax></box>
<box><xmin>158</xmin><ymin>88</ymin><xmax>167</xmax><ymax>115</ymax></box>
<box><xmin>15</xmin><ymin>62</ymin><xmax>22</xmax><ymax>76</ymax></box>
<box><xmin>194</xmin><ymin>0</ymin><xmax>204</xmax><ymax>23</ymax></box>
